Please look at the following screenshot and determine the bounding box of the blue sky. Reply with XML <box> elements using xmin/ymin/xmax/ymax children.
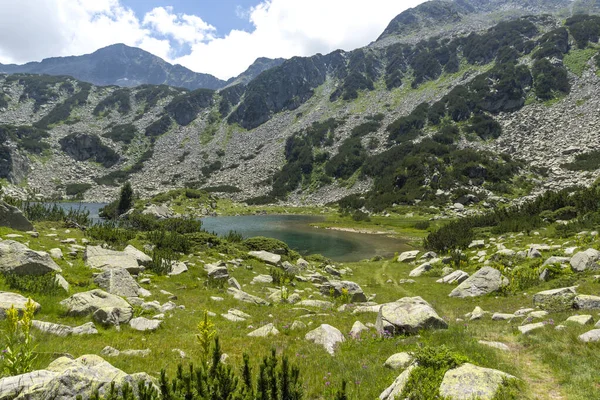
<box><xmin>121</xmin><ymin>0</ymin><xmax>259</xmax><ymax>33</ymax></box>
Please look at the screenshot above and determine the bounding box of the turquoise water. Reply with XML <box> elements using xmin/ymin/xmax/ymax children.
<box><xmin>201</xmin><ymin>214</ymin><xmax>408</xmax><ymax>262</ymax></box>
<box><xmin>44</xmin><ymin>204</ymin><xmax>407</xmax><ymax>262</ymax></box>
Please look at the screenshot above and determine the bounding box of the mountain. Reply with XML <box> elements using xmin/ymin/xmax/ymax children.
<box><xmin>225</xmin><ymin>57</ymin><xmax>286</xmax><ymax>88</ymax></box>
<box><xmin>0</xmin><ymin>44</ymin><xmax>226</xmax><ymax>90</ymax></box>
<box><xmin>1</xmin><ymin>0</ymin><xmax>600</xmax><ymax>211</ymax></box>
<box><xmin>0</xmin><ymin>44</ymin><xmax>289</xmax><ymax>91</ymax></box>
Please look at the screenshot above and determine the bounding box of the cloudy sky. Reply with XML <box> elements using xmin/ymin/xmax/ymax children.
<box><xmin>0</xmin><ymin>0</ymin><xmax>427</xmax><ymax>80</ymax></box>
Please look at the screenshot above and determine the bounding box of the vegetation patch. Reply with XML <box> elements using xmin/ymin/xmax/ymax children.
<box><xmin>93</xmin><ymin>88</ymin><xmax>131</xmax><ymax>116</ymax></box>
<box><xmin>561</xmin><ymin>150</ymin><xmax>600</xmax><ymax>171</ymax></box>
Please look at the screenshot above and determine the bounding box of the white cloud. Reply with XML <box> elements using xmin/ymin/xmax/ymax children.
<box><xmin>0</xmin><ymin>0</ymin><xmax>427</xmax><ymax>80</ymax></box>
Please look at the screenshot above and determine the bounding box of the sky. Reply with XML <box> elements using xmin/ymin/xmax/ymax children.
<box><xmin>0</xmin><ymin>0</ymin><xmax>427</xmax><ymax>80</ymax></box>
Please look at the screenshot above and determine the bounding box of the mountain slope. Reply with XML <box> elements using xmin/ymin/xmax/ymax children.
<box><xmin>1</xmin><ymin>1</ymin><xmax>600</xmax><ymax>211</ymax></box>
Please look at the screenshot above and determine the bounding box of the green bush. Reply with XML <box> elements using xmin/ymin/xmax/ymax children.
<box><xmin>86</xmin><ymin>223</ymin><xmax>136</xmax><ymax>247</ymax></box>
<box><xmin>2</xmin><ymin>272</ymin><xmax>60</xmax><ymax>295</ymax></box>
<box><xmin>103</xmin><ymin>124</ymin><xmax>137</xmax><ymax>144</ymax></box>
<box><xmin>243</xmin><ymin>236</ymin><xmax>290</xmax><ymax>255</ymax></box>
<box><xmin>93</xmin><ymin>89</ymin><xmax>131</xmax><ymax>116</ymax></box>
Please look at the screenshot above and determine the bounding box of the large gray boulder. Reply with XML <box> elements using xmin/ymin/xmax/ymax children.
<box><xmin>570</xmin><ymin>248</ymin><xmax>600</xmax><ymax>272</ymax></box>
<box><xmin>574</xmin><ymin>295</ymin><xmax>600</xmax><ymax>310</ymax></box>
<box><xmin>408</xmin><ymin>262</ymin><xmax>432</xmax><ymax>277</ymax></box>
<box><xmin>93</xmin><ymin>268</ymin><xmax>141</xmax><ymax>298</ymax></box>
<box><xmin>319</xmin><ymin>280</ymin><xmax>367</xmax><ymax>303</ymax></box>
<box><xmin>579</xmin><ymin>329</ymin><xmax>600</xmax><ymax>342</ymax></box>
<box><xmin>0</xmin><ymin>292</ymin><xmax>41</xmax><ymax>319</ymax></box>
<box><xmin>0</xmin><ymin>240</ymin><xmax>61</xmax><ymax>275</ymax></box>
<box><xmin>248</xmin><ymin>323</ymin><xmax>280</xmax><ymax>337</ymax></box>
<box><xmin>123</xmin><ymin>245</ymin><xmax>152</xmax><ymax>267</ymax></box>
<box><xmin>129</xmin><ymin>317</ymin><xmax>162</xmax><ymax>331</ymax></box>
<box><xmin>227</xmin><ymin>287</ymin><xmax>269</xmax><ymax>305</ymax></box>
<box><xmin>248</xmin><ymin>250</ymin><xmax>281</xmax><ymax>265</ymax></box>
<box><xmin>85</xmin><ymin>246</ymin><xmax>144</xmax><ymax>274</ymax></box>
<box><xmin>449</xmin><ymin>267</ymin><xmax>508</xmax><ymax>298</ymax></box>
<box><xmin>398</xmin><ymin>250</ymin><xmax>419</xmax><ymax>263</ymax></box>
<box><xmin>305</xmin><ymin>324</ymin><xmax>345</xmax><ymax>355</ymax></box>
<box><xmin>384</xmin><ymin>352</ymin><xmax>414</xmax><ymax>370</ymax></box>
<box><xmin>533</xmin><ymin>287</ymin><xmax>577</xmax><ymax>311</ymax></box>
<box><xmin>439</xmin><ymin>363</ymin><xmax>515</xmax><ymax>400</ymax></box>
<box><xmin>376</xmin><ymin>296</ymin><xmax>448</xmax><ymax>335</ymax></box>
<box><xmin>141</xmin><ymin>204</ymin><xmax>175</xmax><ymax>219</ymax></box>
<box><xmin>0</xmin><ymin>201</ymin><xmax>34</xmax><ymax>231</ymax></box>
<box><xmin>60</xmin><ymin>289</ymin><xmax>133</xmax><ymax>324</ymax></box>
<box><xmin>0</xmin><ymin>354</ymin><xmax>156</xmax><ymax>399</ymax></box>
<box><xmin>205</xmin><ymin>263</ymin><xmax>229</xmax><ymax>280</ymax></box>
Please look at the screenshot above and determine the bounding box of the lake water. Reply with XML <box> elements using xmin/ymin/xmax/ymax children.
<box><xmin>47</xmin><ymin>203</ymin><xmax>408</xmax><ymax>262</ymax></box>
<box><xmin>201</xmin><ymin>214</ymin><xmax>409</xmax><ymax>262</ymax></box>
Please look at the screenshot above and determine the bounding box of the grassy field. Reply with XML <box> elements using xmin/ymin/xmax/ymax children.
<box><xmin>1</xmin><ymin>216</ymin><xmax>600</xmax><ymax>399</ymax></box>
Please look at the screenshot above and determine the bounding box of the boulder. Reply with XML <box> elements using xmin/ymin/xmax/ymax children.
<box><xmin>570</xmin><ymin>248</ymin><xmax>600</xmax><ymax>272</ymax></box>
<box><xmin>384</xmin><ymin>352</ymin><xmax>413</xmax><ymax>370</ymax></box>
<box><xmin>248</xmin><ymin>250</ymin><xmax>281</xmax><ymax>265</ymax></box>
<box><xmin>518</xmin><ymin>322</ymin><xmax>545</xmax><ymax>334</ymax></box>
<box><xmin>468</xmin><ymin>240</ymin><xmax>485</xmax><ymax>249</ymax></box>
<box><xmin>478</xmin><ymin>340</ymin><xmax>510</xmax><ymax>351</ymax></box>
<box><xmin>290</xmin><ymin>320</ymin><xmax>306</xmax><ymax>330</ymax></box>
<box><xmin>247</xmin><ymin>323</ymin><xmax>279</xmax><ymax>337</ymax></box>
<box><xmin>297</xmin><ymin>300</ymin><xmax>334</xmax><ymax>310</ymax></box>
<box><xmin>468</xmin><ymin>306</ymin><xmax>487</xmax><ymax>321</ymax></box>
<box><xmin>169</xmin><ymin>262</ymin><xmax>188</xmax><ymax>276</ymax></box>
<box><xmin>84</xmin><ymin>246</ymin><xmax>144</xmax><ymax>274</ymax></box>
<box><xmin>227</xmin><ymin>287</ymin><xmax>269</xmax><ymax>305</ymax></box>
<box><xmin>542</xmin><ymin>256</ymin><xmax>570</xmax><ymax>267</ymax></box>
<box><xmin>93</xmin><ymin>268</ymin><xmax>141</xmax><ymax>298</ymax></box>
<box><xmin>379</xmin><ymin>365</ymin><xmax>416</xmax><ymax>400</ymax></box>
<box><xmin>305</xmin><ymin>324</ymin><xmax>345</xmax><ymax>355</ymax></box>
<box><xmin>319</xmin><ymin>280</ymin><xmax>367</xmax><ymax>303</ymax></box>
<box><xmin>574</xmin><ymin>295</ymin><xmax>600</xmax><ymax>310</ymax></box>
<box><xmin>130</xmin><ymin>317</ymin><xmax>162</xmax><ymax>331</ymax></box>
<box><xmin>408</xmin><ymin>262</ymin><xmax>432</xmax><ymax>277</ymax></box>
<box><xmin>205</xmin><ymin>263</ymin><xmax>229</xmax><ymax>280</ymax></box>
<box><xmin>60</xmin><ymin>289</ymin><xmax>133</xmax><ymax>324</ymax></box>
<box><xmin>0</xmin><ymin>240</ymin><xmax>61</xmax><ymax>275</ymax></box>
<box><xmin>123</xmin><ymin>245</ymin><xmax>152</xmax><ymax>267</ymax></box>
<box><xmin>32</xmin><ymin>320</ymin><xmax>73</xmax><ymax>337</ymax></box>
<box><xmin>228</xmin><ymin>277</ymin><xmax>242</xmax><ymax>290</ymax></box>
<box><xmin>533</xmin><ymin>287</ymin><xmax>577</xmax><ymax>311</ymax></box>
<box><xmin>437</xmin><ymin>270</ymin><xmax>469</xmax><ymax>284</ymax></box>
<box><xmin>141</xmin><ymin>204</ymin><xmax>175</xmax><ymax>219</ymax></box>
<box><xmin>349</xmin><ymin>321</ymin><xmax>369</xmax><ymax>338</ymax></box>
<box><xmin>491</xmin><ymin>313</ymin><xmax>515</xmax><ymax>321</ymax></box>
<box><xmin>0</xmin><ymin>354</ymin><xmax>156</xmax><ymax>398</ymax></box>
<box><xmin>0</xmin><ymin>201</ymin><xmax>34</xmax><ymax>231</ymax></box>
<box><xmin>449</xmin><ymin>267</ymin><xmax>508</xmax><ymax>298</ymax></box>
<box><xmin>566</xmin><ymin>315</ymin><xmax>594</xmax><ymax>325</ymax></box>
<box><xmin>49</xmin><ymin>248</ymin><xmax>63</xmax><ymax>260</ymax></box>
<box><xmin>376</xmin><ymin>296</ymin><xmax>447</xmax><ymax>335</ymax></box>
<box><xmin>251</xmin><ymin>274</ymin><xmax>273</xmax><ymax>284</ymax></box>
<box><xmin>0</xmin><ymin>292</ymin><xmax>41</xmax><ymax>318</ymax></box>
<box><xmin>72</xmin><ymin>322</ymin><xmax>98</xmax><ymax>335</ymax></box>
<box><xmin>398</xmin><ymin>250</ymin><xmax>419</xmax><ymax>263</ymax></box>
<box><xmin>579</xmin><ymin>329</ymin><xmax>600</xmax><ymax>342</ymax></box>
<box><xmin>439</xmin><ymin>363</ymin><xmax>515</xmax><ymax>400</ymax></box>
<box><xmin>527</xmin><ymin>247</ymin><xmax>542</xmax><ymax>259</ymax></box>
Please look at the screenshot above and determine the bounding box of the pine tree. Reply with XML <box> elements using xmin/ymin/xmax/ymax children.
<box><xmin>116</xmin><ymin>181</ymin><xmax>133</xmax><ymax>216</ymax></box>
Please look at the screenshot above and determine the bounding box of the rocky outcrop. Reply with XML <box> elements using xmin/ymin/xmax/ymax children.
<box><xmin>319</xmin><ymin>280</ymin><xmax>367</xmax><ymax>303</ymax></box>
<box><xmin>93</xmin><ymin>268</ymin><xmax>142</xmax><ymax>298</ymax></box>
<box><xmin>248</xmin><ymin>251</ymin><xmax>281</xmax><ymax>265</ymax></box>
<box><xmin>533</xmin><ymin>287</ymin><xmax>577</xmax><ymax>311</ymax></box>
<box><xmin>305</xmin><ymin>324</ymin><xmax>345</xmax><ymax>355</ymax></box>
<box><xmin>84</xmin><ymin>245</ymin><xmax>144</xmax><ymax>274</ymax></box>
<box><xmin>379</xmin><ymin>365</ymin><xmax>416</xmax><ymax>400</ymax></box>
<box><xmin>59</xmin><ymin>133</ymin><xmax>119</xmax><ymax>168</ymax></box>
<box><xmin>227</xmin><ymin>287</ymin><xmax>269</xmax><ymax>305</ymax></box>
<box><xmin>0</xmin><ymin>354</ymin><xmax>156</xmax><ymax>399</ymax></box>
<box><xmin>0</xmin><ymin>240</ymin><xmax>61</xmax><ymax>275</ymax></box>
<box><xmin>439</xmin><ymin>363</ymin><xmax>515</xmax><ymax>400</ymax></box>
<box><xmin>248</xmin><ymin>323</ymin><xmax>280</xmax><ymax>337</ymax></box>
<box><xmin>570</xmin><ymin>249</ymin><xmax>600</xmax><ymax>272</ymax></box>
<box><xmin>0</xmin><ymin>292</ymin><xmax>40</xmax><ymax>318</ymax></box>
<box><xmin>376</xmin><ymin>296</ymin><xmax>447</xmax><ymax>335</ymax></box>
<box><xmin>449</xmin><ymin>267</ymin><xmax>508</xmax><ymax>298</ymax></box>
<box><xmin>0</xmin><ymin>201</ymin><xmax>33</xmax><ymax>231</ymax></box>
<box><xmin>60</xmin><ymin>289</ymin><xmax>133</xmax><ymax>324</ymax></box>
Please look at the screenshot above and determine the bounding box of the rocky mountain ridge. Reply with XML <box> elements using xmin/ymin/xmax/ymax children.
<box><xmin>0</xmin><ymin>44</ymin><xmax>283</xmax><ymax>91</ymax></box>
<box><xmin>1</xmin><ymin>0</ymin><xmax>600</xmax><ymax>209</ymax></box>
